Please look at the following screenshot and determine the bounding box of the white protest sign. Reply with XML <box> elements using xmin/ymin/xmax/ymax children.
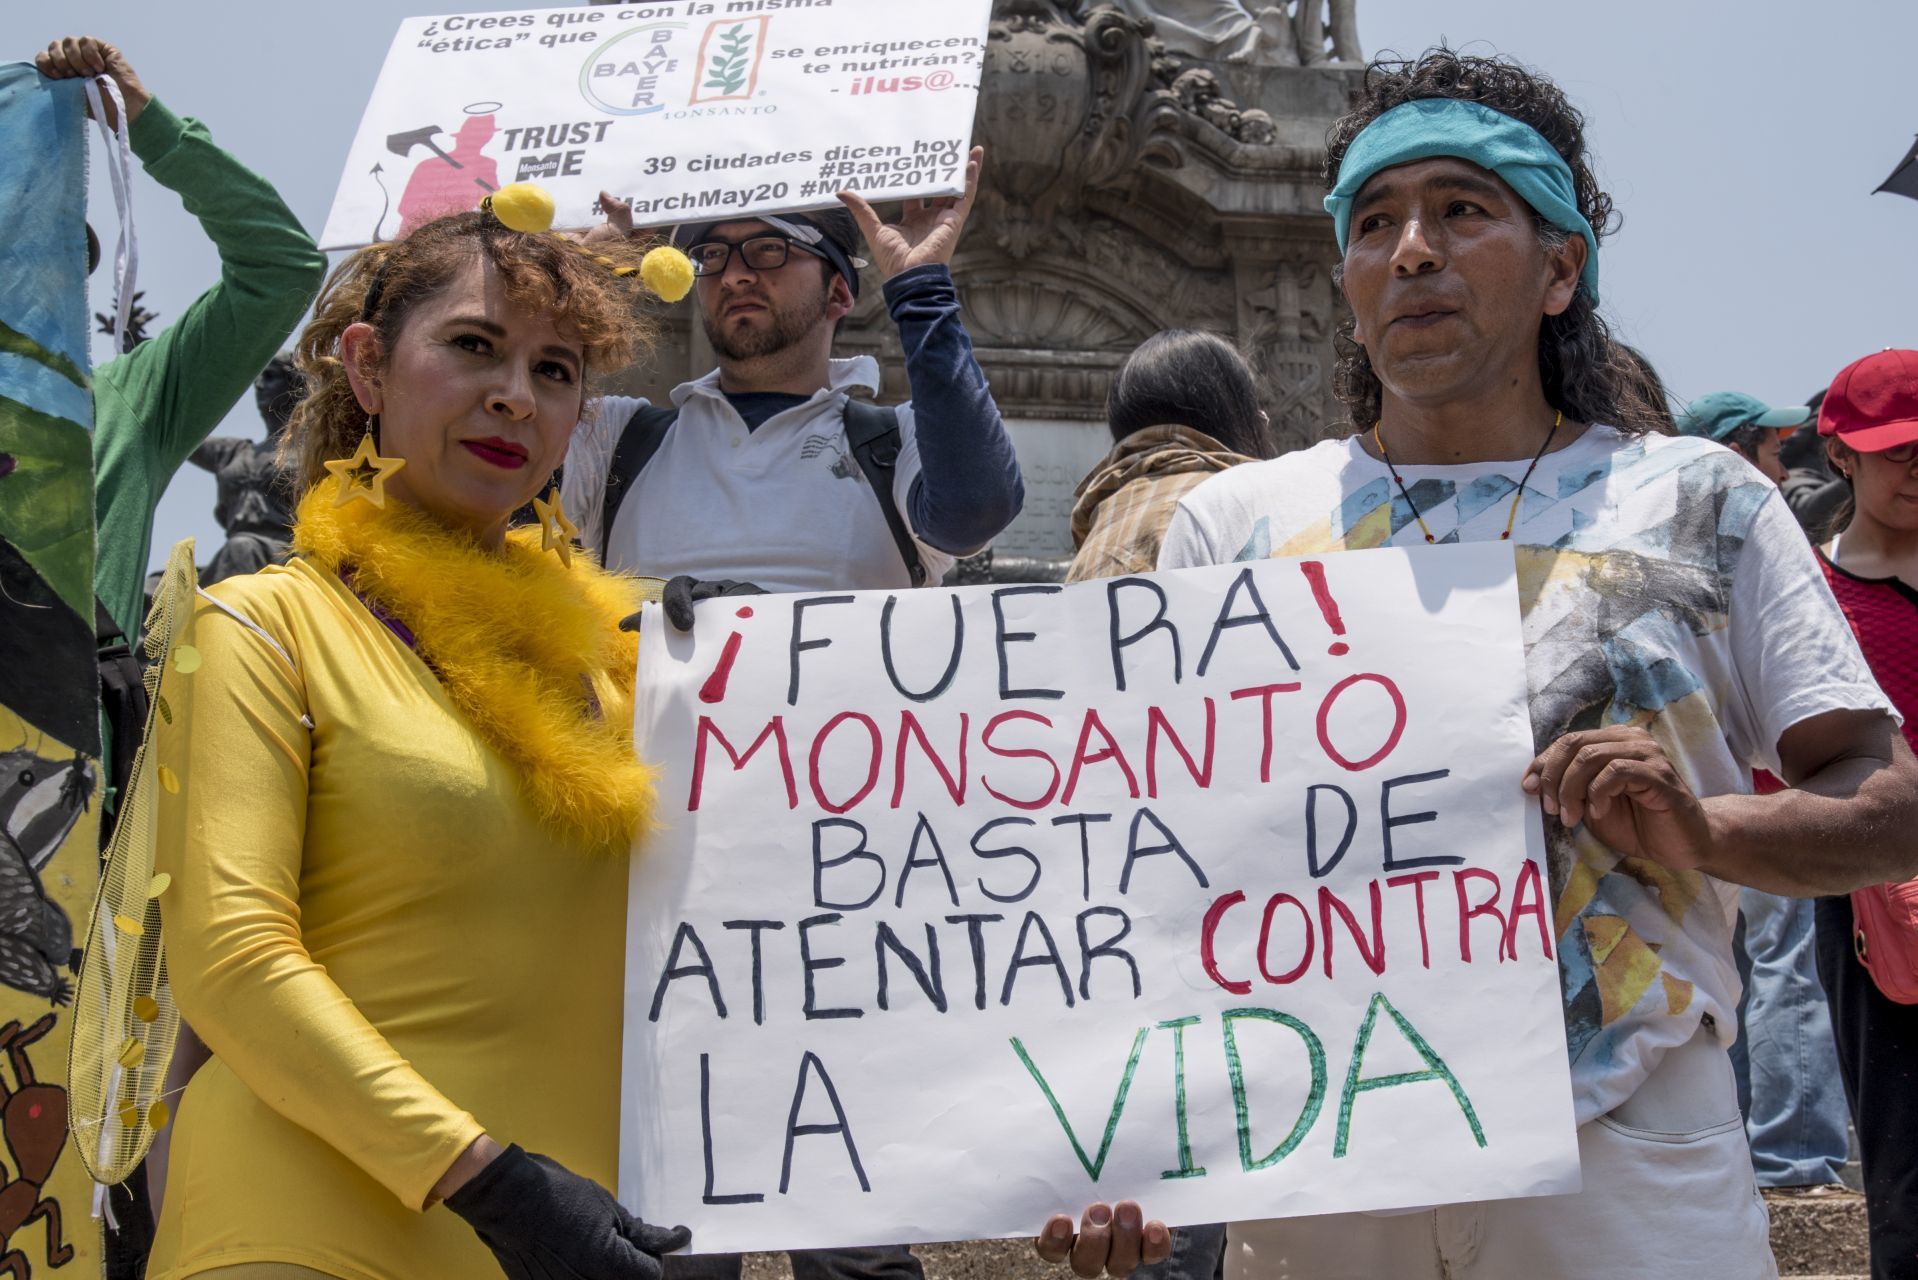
<box><xmin>320</xmin><ymin>0</ymin><xmax>992</xmax><ymax>250</ymax></box>
<box><xmin>621</xmin><ymin>545</ymin><xmax>1578</xmax><ymax>1254</ymax></box>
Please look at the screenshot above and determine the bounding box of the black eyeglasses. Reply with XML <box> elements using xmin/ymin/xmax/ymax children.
<box><xmin>1874</xmin><ymin>441</ymin><xmax>1918</xmax><ymax>465</ymax></box>
<box><xmin>685</xmin><ymin>235</ymin><xmax>828</xmax><ymax>278</ymax></box>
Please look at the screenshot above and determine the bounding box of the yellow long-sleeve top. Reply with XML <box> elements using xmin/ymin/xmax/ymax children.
<box><xmin>148</xmin><ymin>557</ymin><xmax>631</xmax><ymax>1279</ymax></box>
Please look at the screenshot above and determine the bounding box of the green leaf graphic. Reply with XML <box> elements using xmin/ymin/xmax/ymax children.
<box><xmin>701</xmin><ymin>22</ymin><xmax>753</xmax><ymax>95</ymax></box>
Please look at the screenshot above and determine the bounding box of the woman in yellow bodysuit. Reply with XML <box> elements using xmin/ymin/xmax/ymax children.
<box><xmin>147</xmin><ymin>203</ymin><xmax>689</xmax><ymax>1278</ymax></box>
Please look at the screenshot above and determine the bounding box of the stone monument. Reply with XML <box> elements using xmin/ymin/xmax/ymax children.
<box><xmin>1111</xmin><ymin>0</ymin><xmax>1360</xmax><ymax>66</ymax></box>
<box><xmin>597</xmin><ymin>0</ymin><xmax>1363</xmax><ymax>577</ymax></box>
<box><xmin>190</xmin><ymin>354</ymin><xmax>300</xmax><ymax>584</ymax></box>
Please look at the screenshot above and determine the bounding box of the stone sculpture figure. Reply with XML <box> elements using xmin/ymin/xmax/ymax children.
<box><xmin>189</xmin><ymin>354</ymin><xmax>299</xmax><ymax>584</ymax></box>
<box><xmin>1303</xmin><ymin>0</ymin><xmax>1362</xmax><ymax>65</ymax></box>
<box><xmin>1167</xmin><ymin>67</ymin><xmax>1279</xmax><ymax>142</ymax></box>
<box><xmin>1118</xmin><ymin>0</ymin><xmax>1359</xmax><ymax>66</ymax></box>
<box><xmin>1116</xmin><ymin>0</ymin><xmax>1290</xmax><ymax>62</ymax></box>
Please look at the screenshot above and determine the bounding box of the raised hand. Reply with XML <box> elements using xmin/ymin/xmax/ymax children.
<box><xmin>837</xmin><ymin>145</ymin><xmax>984</xmax><ymax>280</ymax></box>
<box><xmin>580</xmin><ymin>189</ymin><xmax>638</xmax><ymax>246</ymax></box>
<box><xmin>35</xmin><ymin>36</ymin><xmax>149</xmax><ymax>131</ymax></box>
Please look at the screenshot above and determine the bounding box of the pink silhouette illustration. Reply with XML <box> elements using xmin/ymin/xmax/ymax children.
<box><xmin>393</xmin><ymin>114</ymin><xmax>500</xmax><ymax>238</ymax></box>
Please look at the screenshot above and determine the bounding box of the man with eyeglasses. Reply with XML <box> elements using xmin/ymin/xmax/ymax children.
<box><xmin>565</xmin><ymin>146</ymin><xmax>1022</xmax><ymax>635</ymax></box>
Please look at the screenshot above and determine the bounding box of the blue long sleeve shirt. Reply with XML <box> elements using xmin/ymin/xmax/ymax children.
<box><xmin>882</xmin><ymin>264</ymin><xmax>1023</xmax><ymax>554</ymax></box>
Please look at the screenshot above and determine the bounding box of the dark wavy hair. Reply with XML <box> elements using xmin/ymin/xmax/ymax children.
<box><xmin>1107</xmin><ymin>330</ymin><xmax>1276</xmax><ymax>459</ymax></box>
<box><xmin>1324</xmin><ymin>48</ymin><xmax>1664</xmax><ymax>435</ymax></box>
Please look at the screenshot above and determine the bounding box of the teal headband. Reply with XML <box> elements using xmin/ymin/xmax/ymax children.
<box><xmin>1324</xmin><ymin>97</ymin><xmax>1601</xmax><ymax>304</ymax></box>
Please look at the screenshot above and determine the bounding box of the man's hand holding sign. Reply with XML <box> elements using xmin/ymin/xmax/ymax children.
<box><xmin>836</xmin><ymin>145</ymin><xmax>985</xmax><ymax>279</ymax></box>
<box><xmin>1036</xmin><ymin>1199</ymin><xmax>1168</xmax><ymax>1277</ymax></box>
<box><xmin>1524</xmin><ymin>727</ymin><xmax>1711</xmax><ymax>867</ymax></box>
<box><xmin>621</xmin><ymin>545</ymin><xmax>1581</xmax><ymax>1257</ymax></box>
<box><xmin>1522</xmin><ymin>712</ymin><xmax>1914</xmax><ymax>898</ymax></box>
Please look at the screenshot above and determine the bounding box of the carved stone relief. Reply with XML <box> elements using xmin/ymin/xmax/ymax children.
<box><xmin>962</xmin><ymin>0</ymin><xmax>1357</xmax><ymax>450</ymax></box>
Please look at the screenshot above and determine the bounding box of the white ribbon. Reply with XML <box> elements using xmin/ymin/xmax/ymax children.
<box><xmin>82</xmin><ymin>76</ymin><xmax>139</xmax><ymax>353</ymax></box>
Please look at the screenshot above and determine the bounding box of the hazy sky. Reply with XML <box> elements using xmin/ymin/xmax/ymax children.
<box><xmin>22</xmin><ymin>0</ymin><xmax>1917</xmax><ymax>571</ymax></box>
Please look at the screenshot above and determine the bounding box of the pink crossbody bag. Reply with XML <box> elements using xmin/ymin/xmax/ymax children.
<box><xmin>1852</xmin><ymin>881</ymin><xmax>1918</xmax><ymax>1005</ymax></box>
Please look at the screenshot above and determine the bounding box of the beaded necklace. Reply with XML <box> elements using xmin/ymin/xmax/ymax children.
<box><xmin>1372</xmin><ymin>410</ymin><xmax>1563</xmax><ymax>543</ymax></box>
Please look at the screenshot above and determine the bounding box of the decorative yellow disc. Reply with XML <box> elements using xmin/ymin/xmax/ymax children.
<box><xmin>148</xmin><ymin>872</ymin><xmax>173</xmax><ymax>899</ymax></box>
<box><xmin>641</xmin><ymin>245</ymin><xmax>696</xmax><ymax>303</ymax></box>
<box><xmin>172</xmin><ymin>645</ymin><xmax>202</xmax><ymax>674</ymax></box>
<box><xmin>133</xmin><ymin>995</ymin><xmax>160</xmax><ymax>1023</ymax></box>
<box><xmin>158</xmin><ymin>765</ymin><xmax>180</xmax><ymax>794</ymax></box>
<box><xmin>117</xmin><ymin>1037</ymin><xmax>146</xmax><ymax>1069</ymax></box>
<box><xmin>148</xmin><ymin>1100</ymin><xmax>172</xmax><ymax>1130</ymax></box>
<box><xmin>112</xmin><ymin>913</ymin><xmax>145</xmax><ymax>937</ymax></box>
<box><xmin>488</xmin><ymin>182</ymin><xmax>556</xmax><ymax>233</ymax></box>
<box><xmin>156</xmin><ymin>694</ymin><xmax>174</xmax><ymax>724</ymax></box>
<box><xmin>118</xmin><ymin>1101</ymin><xmax>141</xmax><ymax>1129</ymax></box>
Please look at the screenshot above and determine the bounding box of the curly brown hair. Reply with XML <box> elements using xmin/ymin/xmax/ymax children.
<box><xmin>284</xmin><ymin>211</ymin><xmax>656</xmax><ymax>492</ymax></box>
<box><xmin>1323</xmin><ymin>48</ymin><xmax>1666</xmax><ymax>436</ymax></box>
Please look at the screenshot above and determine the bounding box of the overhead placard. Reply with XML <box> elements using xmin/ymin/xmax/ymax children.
<box><xmin>320</xmin><ymin>0</ymin><xmax>992</xmax><ymax>249</ymax></box>
<box><xmin>621</xmin><ymin>545</ymin><xmax>1578</xmax><ymax>1254</ymax></box>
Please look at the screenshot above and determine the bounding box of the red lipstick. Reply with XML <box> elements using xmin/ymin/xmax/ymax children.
<box><xmin>462</xmin><ymin>437</ymin><xmax>530</xmax><ymax>470</ymax></box>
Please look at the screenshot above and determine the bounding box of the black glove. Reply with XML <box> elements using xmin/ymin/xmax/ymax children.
<box><xmin>445</xmin><ymin>1143</ymin><xmax>690</xmax><ymax>1280</ymax></box>
<box><xmin>660</xmin><ymin>575</ymin><xmax>767</xmax><ymax>632</ymax></box>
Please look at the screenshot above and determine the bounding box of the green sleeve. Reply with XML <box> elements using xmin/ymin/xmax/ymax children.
<box><xmin>91</xmin><ymin>97</ymin><xmax>328</xmax><ymax>637</ymax></box>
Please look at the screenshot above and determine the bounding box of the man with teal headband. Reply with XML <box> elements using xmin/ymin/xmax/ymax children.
<box><xmin>1035</xmin><ymin>47</ymin><xmax>1918</xmax><ymax>1280</ymax></box>
<box><xmin>1324</xmin><ymin>94</ymin><xmax>1603</xmax><ymax>306</ymax></box>
<box><xmin>1677</xmin><ymin>390</ymin><xmax>1813</xmax><ymax>485</ymax></box>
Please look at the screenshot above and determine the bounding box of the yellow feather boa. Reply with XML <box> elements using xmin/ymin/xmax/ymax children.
<box><xmin>292</xmin><ymin>488</ymin><xmax>653</xmax><ymax>858</ymax></box>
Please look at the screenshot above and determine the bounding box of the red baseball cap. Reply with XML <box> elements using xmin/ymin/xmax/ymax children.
<box><xmin>1818</xmin><ymin>348</ymin><xmax>1918</xmax><ymax>451</ymax></box>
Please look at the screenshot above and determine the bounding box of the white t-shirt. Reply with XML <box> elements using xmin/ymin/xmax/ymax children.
<box><xmin>1161</xmin><ymin>426</ymin><xmax>1892</xmax><ymax>1124</ymax></box>
<box><xmin>563</xmin><ymin>356</ymin><xmax>953</xmax><ymax>593</ymax></box>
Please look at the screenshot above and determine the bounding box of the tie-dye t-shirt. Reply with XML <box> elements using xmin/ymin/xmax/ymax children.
<box><xmin>1159</xmin><ymin>426</ymin><xmax>1892</xmax><ymax>1124</ymax></box>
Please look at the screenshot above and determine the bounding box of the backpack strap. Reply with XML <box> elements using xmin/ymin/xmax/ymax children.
<box><xmin>95</xmin><ymin>599</ymin><xmax>149</xmax><ymax>815</ymax></box>
<box><xmin>600</xmin><ymin>403</ymin><xmax>680</xmax><ymax>565</ymax></box>
<box><xmin>598</xmin><ymin>397</ymin><xmax>928</xmax><ymax>587</ymax></box>
<box><xmin>842</xmin><ymin>399</ymin><xmax>927</xmax><ymax>587</ymax></box>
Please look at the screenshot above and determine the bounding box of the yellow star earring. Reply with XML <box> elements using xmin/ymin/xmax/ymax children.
<box><xmin>323</xmin><ymin>430</ymin><xmax>406</xmax><ymax>508</ymax></box>
<box><xmin>533</xmin><ymin>487</ymin><xmax>578</xmax><ymax>567</ymax></box>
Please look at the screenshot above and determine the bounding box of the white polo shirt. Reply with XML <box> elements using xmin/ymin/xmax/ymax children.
<box><xmin>563</xmin><ymin>357</ymin><xmax>953</xmax><ymax>593</ymax></box>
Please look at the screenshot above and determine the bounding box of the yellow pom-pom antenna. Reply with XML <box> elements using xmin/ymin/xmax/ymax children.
<box><xmin>486</xmin><ymin>183</ymin><xmax>557</xmax><ymax>234</ymax></box>
<box><xmin>477</xmin><ymin>184</ymin><xmax>694</xmax><ymax>304</ymax></box>
<box><xmin>640</xmin><ymin>245</ymin><xmax>696</xmax><ymax>304</ymax></box>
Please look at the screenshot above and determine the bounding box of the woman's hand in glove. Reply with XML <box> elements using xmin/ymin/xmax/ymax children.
<box><xmin>659</xmin><ymin>575</ymin><xmax>767</xmax><ymax>632</ymax></box>
<box><xmin>617</xmin><ymin>576</ymin><xmax>768</xmax><ymax>635</ymax></box>
<box><xmin>445</xmin><ymin>1142</ymin><xmax>690</xmax><ymax>1280</ymax></box>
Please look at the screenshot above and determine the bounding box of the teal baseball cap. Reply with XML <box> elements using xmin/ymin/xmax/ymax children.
<box><xmin>1676</xmin><ymin>391</ymin><xmax>1812</xmax><ymax>440</ymax></box>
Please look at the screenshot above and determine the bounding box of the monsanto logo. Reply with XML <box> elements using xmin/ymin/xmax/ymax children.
<box><xmin>691</xmin><ymin>17</ymin><xmax>768</xmax><ymax>104</ymax></box>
